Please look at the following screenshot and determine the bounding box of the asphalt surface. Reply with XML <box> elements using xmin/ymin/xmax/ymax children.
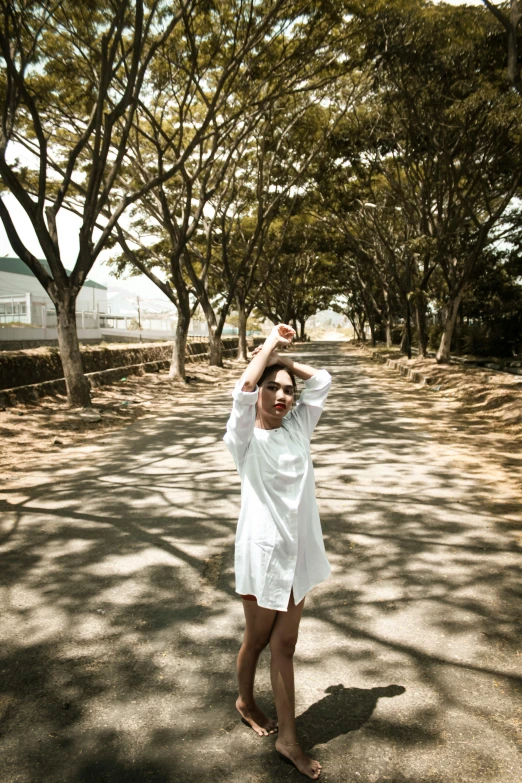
<box><xmin>0</xmin><ymin>343</ymin><xmax>520</xmax><ymax>783</ymax></box>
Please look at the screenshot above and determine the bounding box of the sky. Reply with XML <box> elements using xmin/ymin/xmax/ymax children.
<box><xmin>0</xmin><ymin>193</ymin><xmax>171</xmax><ymax>302</ymax></box>
<box><xmin>0</xmin><ymin>0</ymin><xmax>493</xmax><ymax>301</ymax></box>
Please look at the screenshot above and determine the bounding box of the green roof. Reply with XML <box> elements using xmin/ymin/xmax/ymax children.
<box><xmin>0</xmin><ymin>257</ymin><xmax>107</xmax><ymax>290</ymax></box>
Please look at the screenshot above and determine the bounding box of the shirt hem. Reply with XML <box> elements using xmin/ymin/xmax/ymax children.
<box><xmin>235</xmin><ymin>564</ymin><xmax>331</xmax><ymax>612</ymax></box>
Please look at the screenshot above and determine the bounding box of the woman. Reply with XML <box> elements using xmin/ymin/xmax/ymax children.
<box><xmin>223</xmin><ymin>323</ymin><xmax>332</xmax><ymax>780</ymax></box>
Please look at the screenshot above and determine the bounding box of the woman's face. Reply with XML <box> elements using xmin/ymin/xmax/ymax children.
<box><xmin>257</xmin><ymin>368</ymin><xmax>295</xmax><ymax>425</ymax></box>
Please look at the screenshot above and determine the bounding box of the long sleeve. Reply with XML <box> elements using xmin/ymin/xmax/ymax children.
<box><xmin>289</xmin><ymin>369</ymin><xmax>331</xmax><ymax>440</ymax></box>
<box><xmin>223</xmin><ymin>379</ymin><xmax>259</xmax><ymax>468</ymax></box>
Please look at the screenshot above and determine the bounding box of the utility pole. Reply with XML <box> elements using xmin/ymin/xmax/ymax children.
<box><xmin>136</xmin><ymin>296</ymin><xmax>142</xmax><ymax>342</ymax></box>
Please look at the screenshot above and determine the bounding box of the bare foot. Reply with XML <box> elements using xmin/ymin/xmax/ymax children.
<box><xmin>276</xmin><ymin>738</ymin><xmax>322</xmax><ymax>779</ymax></box>
<box><xmin>236</xmin><ymin>697</ymin><xmax>278</xmax><ymax>736</ymax></box>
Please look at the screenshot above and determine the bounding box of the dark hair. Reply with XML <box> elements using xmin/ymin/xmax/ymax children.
<box><xmin>258</xmin><ymin>363</ymin><xmax>297</xmax><ymax>394</ymax></box>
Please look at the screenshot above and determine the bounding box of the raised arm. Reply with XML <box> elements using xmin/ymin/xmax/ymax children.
<box><xmin>248</xmin><ymin>344</ymin><xmax>319</xmax><ymax>381</ymax></box>
<box><xmin>249</xmin><ymin>342</ymin><xmax>332</xmax><ymax>439</ymax></box>
<box><xmin>270</xmin><ymin>352</ymin><xmax>318</xmax><ymax>381</ymax></box>
<box><xmin>239</xmin><ymin>324</ymin><xmax>296</xmax><ymax>391</ymax></box>
<box><xmin>223</xmin><ymin>324</ymin><xmax>296</xmax><ymax>468</ymax></box>
<box><xmin>274</xmin><ymin>350</ymin><xmax>331</xmax><ymax>439</ymax></box>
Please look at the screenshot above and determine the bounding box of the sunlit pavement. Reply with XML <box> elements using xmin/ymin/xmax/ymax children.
<box><xmin>1</xmin><ymin>343</ymin><xmax>520</xmax><ymax>783</ymax></box>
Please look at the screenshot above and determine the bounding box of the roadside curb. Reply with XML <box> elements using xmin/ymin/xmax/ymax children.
<box><xmin>380</xmin><ymin>356</ymin><xmax>436</xmax><ymax>386</ymax></box>
<box><xmin>359</xmin><ymin>346</ymin><xmax>437</xmax><ymax>387</ymax></box>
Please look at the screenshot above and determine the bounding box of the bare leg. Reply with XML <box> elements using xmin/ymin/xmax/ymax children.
<box><xmin>271</xmin><ymin>591</ymin><xmax>322</xmax><ymax>779</ymax></box>
<box><xmin>236</xmin><ymin>597</ymin><xmax>278</xmax><ymax>736</ymax></box>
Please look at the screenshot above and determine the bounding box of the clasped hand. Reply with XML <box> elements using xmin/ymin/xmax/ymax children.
<box><xmin>250</xmin><ymin>323</ymin><xmax>296</xmax><ymax>364</ymax></box>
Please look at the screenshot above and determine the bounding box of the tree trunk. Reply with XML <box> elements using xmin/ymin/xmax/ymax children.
<box><xmin>383</xmin><ymin>289</ymin><xmax>393</xmax><ymax>348</ymax></box>
<box><xmin>414</xmin><ymin>294</ymin><xmax>428</xmax><ymax>358</ymax></box>
<box><xmin>55</xmin><ymin>293</ymin><xmax>91</xmax><ymax>407</ymax></box>
<box><xmin>436</xmin><ymin>288</ymin><xmax>465</xmax><ymax>363</ymax></box>
<box><xmin>168</xmin><ymin>250</ymin><xmax>192</xmax><ymax>381</ymax></box>
<box><xmin>385</xmin><ymin>319</ymin><xmax>393</xmax><ymax>348</ymax></box>
<box><xmin>368</xmin><ymin>313</ymin><xmax>377</xmax><ymax>348</ymax></box>
<box><xmin>169</xmin><ymin>307</ymin><xmax>190</xmax><ymax>380</ymax></box>
<box><xmin>299</xmin><ymin>318</ymin><xmax>306</xmax><ymax>341</ymax></box>
<box><xmin>454</xmin><ymin>307</ymin><xmax>462</xmax><ymax>356</ymax></box>
<box><xmin>237</xmin><ymin>301</ymin><xmax>248</xmax><ymax>361</ymax></box>
<box><xmin>368</xmin><ymin>316</ymin><xmax>376</xmax><ymax>347</ymax></box>
<box><xmin>400</xmin><ymin>325</ymin><xmax>409</xmax><ymax>355</ymax></box>
<box><xmin>405</xmin><ymin>297</ymin><xmax>412</xmax><ymax>359</ymax></box>
<box><xmin>182</xmin><ymin>249</ymin><xmax>225</xmax><ymax>368</ymax></box>
<box><xmin>208</xmin><ymin>325</ymin><xmax>223</xmax><ymax>367</ymax></box>
<box><xmin>360</xmin><ymin>319</ymin><xmax>367</xmax><ymax>341</ymax></box>
<box><xmin>196</xmin><ymin>289</ymin><xmax>223</xmax><ymax>367</ymax></box>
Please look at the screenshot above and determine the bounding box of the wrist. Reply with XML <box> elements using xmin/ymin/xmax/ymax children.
<box><xmin>264</xmin><ymin>335</ymin><xmax>279</xmax><ymax>352</ymax></box>
<box><xmin>276</xmin><ymin>352</ymin><xmax>291</xmax><ymax>367</ymax></box>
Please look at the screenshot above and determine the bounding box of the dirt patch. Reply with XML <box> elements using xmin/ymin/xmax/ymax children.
<box><xmin>0</xmin><ymin>340</ymin><xmax>311</xmax><ymax>478</ymax></box>
<box><xmin>358</xmin><ymin>346</ymin><xmax>522</xmax><ymax>438</ymax></box>
<box><xmin>344</xmin><ymin>344</ymin><xmax>522</xmax><ymax>494</ymax></box>
<box><xmin>199</xmin><ymin>552</ymin><xmax>226</xmax><ymax>607</ymax></box>
<box><xmin>0</xmin><ymin>360</ymin><xmax>240</xmax><ymax>478</ymax></box>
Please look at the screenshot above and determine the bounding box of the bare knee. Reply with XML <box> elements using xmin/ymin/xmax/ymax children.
<box><xmin>270</xmin><ymin>633</ymin><xmax>298</xmax><ymax>658</ymax></box>
<box><xmin>242</xmin><ymin>634</ymin><xmax>270</xmax><ymax>654</ymax></box>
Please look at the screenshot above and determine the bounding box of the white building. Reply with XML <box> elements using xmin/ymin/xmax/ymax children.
<box><xmin>106</xmin><ymin>287</ymin><xmax>177</xmax><ymax>330</ymax></box>
<box><xmin>0</xmin><ymin>256</ymin><xmax>107</xmax><ymax>327</ymax></box>
<box><xmin>0</xmin><ymin>256</ymin><xmax>236</xmax><ymax>344</ymax></box>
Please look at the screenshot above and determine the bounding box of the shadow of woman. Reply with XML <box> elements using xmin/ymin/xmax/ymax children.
<box><xmin>296</xmin><ymin>684</ymin><xmax>406</xmax><ymax>750</ymax></box>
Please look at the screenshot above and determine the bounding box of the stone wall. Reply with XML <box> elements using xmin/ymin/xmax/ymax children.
<box><xmin>0</xmin><ymin>339</ymin><xmax>239</xmax><ymax>399</ymax></box>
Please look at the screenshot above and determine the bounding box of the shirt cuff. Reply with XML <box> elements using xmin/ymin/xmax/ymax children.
<box><xmin>232</xmin><ymin>379</ymin><xmax>259</xmax><ymax>404</ymax></box>
<box><xmin>303</xmin><ymin>369</ymin><xmax>331</xmax><ymax>390</ymax></box>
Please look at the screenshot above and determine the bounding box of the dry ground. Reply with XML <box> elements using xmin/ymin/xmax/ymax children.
<box><xmin>0</xmin><ymin>342</ymin><xmax>520</xmax><ymax>783</ymax></box>
<box><xmin>349</xmin><ymin>345</ymin><xmax>522</xmax><ymax>488</ymax></box>
<box><xmin>359</xmin><ymin>345</ymin><xmax>522</xmax><ymax>435</ymax></box>
<box><xmin>2</xmin><ymin>343</ymin><xmax>521</xmax><ymax>483</ymax></box>
<box><xmin>0</xmin><ymin>361</ymin><xmax>241</xmax><ymax>477</ymax></box>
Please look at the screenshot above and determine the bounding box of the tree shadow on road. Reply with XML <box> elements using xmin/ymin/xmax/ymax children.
<box><xmin>0</xmin><ymin>343</ymin><xmax>520</xmax><ymax>782</ymax></box>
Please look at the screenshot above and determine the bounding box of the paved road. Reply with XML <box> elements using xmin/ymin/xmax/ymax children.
<box><xmin>1</xmin><ymin>343</ymin><xmax>520</xmax><ymax>783</ymax></box>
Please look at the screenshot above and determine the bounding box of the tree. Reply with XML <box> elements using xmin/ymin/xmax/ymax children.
<box><xmin>461</xmin><ymin>246</ymin><xmax>522</xmax><ymax>356</ymax></box>
<box><xmin>321</xmin><ymin>0</ymin><xmax>521</xmax><ymax>361</ymax></box>
<box><xmin>252</xmin><ymin>212</ymin><xmax>336</xmax><ymax>336</ymax></box>
<box><xmin>230</xmin><ymin>200</ymin><xmax>298</xmax><ymax>359</ymax></box>
<box><xmin>313</xmin><ymin>166</ymin><xmax>406</xmax><ymax>350</ymax></box>
<box><xmin>108</xmin><ymin>0</ymin><xmax>354</xmax><ymax>375</ymax></box>
<box><xmin>212</xmin><ymin>98</ymin><xmax>349</xmax><ymax>362</ymax></box>
<box><xmin>482</xmin><ymin>0</ymin><xmax>522</xmax><ymax>95</ymax></box>
<box><xmin>0</xmin><ymin>0</ymin><xmax>190</xmax><ymax>404</ymax></box>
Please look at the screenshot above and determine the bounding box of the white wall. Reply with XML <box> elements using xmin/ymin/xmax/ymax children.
<box><xmin>0</xmin><ymin>270</ymin><xmax>107</xmax><ymax>313</ymax></box>
<box><xmin>77</xmin><ymin>285</ymin><xmax>107</xmax><ymax>312</ymax></box>
<box><xmin>0</xmin><ymin>269</ymin><xmax>51</xmax><ymax>300</ymax></box>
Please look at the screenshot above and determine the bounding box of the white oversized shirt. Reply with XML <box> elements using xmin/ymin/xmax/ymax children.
<box><xmin>223</xmin><ymin>369</ymin><xmax>332</xmax><ymax>611</ymax></box>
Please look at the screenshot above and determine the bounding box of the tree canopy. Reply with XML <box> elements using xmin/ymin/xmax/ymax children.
<box><xmin>1</xmin><ymin>0</ymin><xmax>521</xmax><ymax>402</ymax></box>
